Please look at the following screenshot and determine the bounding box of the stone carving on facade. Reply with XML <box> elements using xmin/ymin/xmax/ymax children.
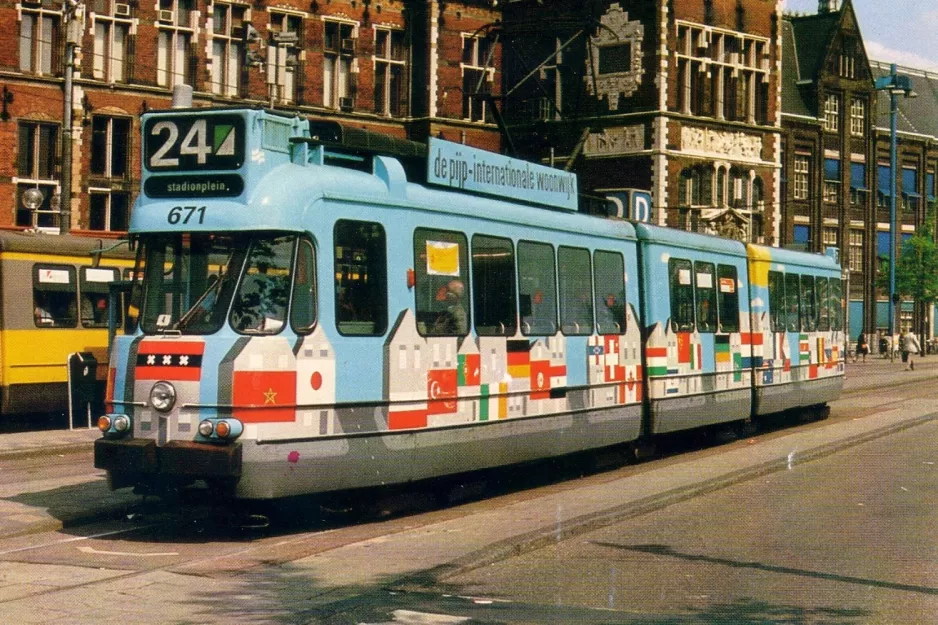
<box><xmin>585</xmin><ymin>3</ymin><xmax>644</xmax><ymax>110</ymax></box>
<box><xmin>681</xmin><ymin>126</ymin><xmax>764</xmax><ymax>164</ymax></box>
<box><xmin>584</xmin><ymin>125</ymin><xmax>645</xmax><ymax>156</ymax></box>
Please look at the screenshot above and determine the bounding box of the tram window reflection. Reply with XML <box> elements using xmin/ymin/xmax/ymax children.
<box><xmin>717</xmin><ymin>264</ymin><xmax>739</xmax><ymax>333</ymax></box>
<box><xmin>290</xmin><ymin>238</ymin><xmax>317</xmax><ymax>334</ymax></box>
<box><xmin>517</xmin><ymin>241</ymin><xmax>556</xmax><ymax>336</ymax></box>
<box><xmin>413</xmin><ymin>228</ymin><xmax>470</xmax><ymax>337</ymax></box>
<box><xmin>471</xmin><ymin>235</ymin><xmax>517</xmax><ymax>337</ymax></box>
<box><xmin>33</xmin><ymin>264</ymin><xmax>77</xmax><ymax>328</ymax></box>
<box><xmin>594</xmin><ymin>250</ymin><xmax>626</xmax><ymax>335</ymax></box>
<box><xmin>559</xmin><ymin>246</ymin><xmax>593</xmax><ymax>336</ymax></box>
<box><xmin>334</xmin><ymin>220</ymin><xmax>388</xmax><ymax>336</ymax></box>
<box><xmin>668</xmin><ymin>258</ymin><xmax>694</xmax><ymax>333</ymax></box>
<box><xmin>231</xmin><ymin>235</ymin><xmax>295</xmax><ymax>334</ymax></box>
<box><xmin>694</xmin><ymin>262</ymin><xmax>716</xmax><ymax>333</ymax></box>
<box><xmin>80</xmin><ymin>267</ymin><xmax>118</xmax><ymax>328</ymax></box>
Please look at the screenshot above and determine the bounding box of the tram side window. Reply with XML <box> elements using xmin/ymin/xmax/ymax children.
<box><xmin>768</xmin><ymin>270</ymin><xmax>784</xmax><ymax>332</ymax></box>
<box><xmin>471</xmin><ymin>235</ymin><xmax>516</xmax><ymax>336</ymax></box>
<box><xmin>800</xmin><ymin>275</ymin><xmax>817</xmax><ymax>332</ymax></box>
<box><xmin>290</xmin><ymin>238</ymin><xmax>317</xmax><ymax>334</ymax></box>
<box><xmin>669</xmin><ymin>258</ymin><xmax>694</xmax><ymax>333</ymax></box>
<box><xmin>816</xmin><ymin>277</ymin><xmax>830</xmax><ymax>331</ymax></box>
<box><xmin>785</xmin><ymin>273</ymin><xmax>800</xmax><ymax>332</ymax></box>
<box><xmin>33</xmin><ymin>265</ymin><xmax>77</xmax><ymax>328</ymax></box>
<box><xmin>414</xmin><ymin>228</ymin><xmax>470</xmax><ymax>337</ymax></box>
<box><xmin>79</xmin><ymin>267</ymin><xmax>118</xmax><ymax>328</ymax></box>
<box><xmin>594</xmin><ymin>250</ymin><xmax>626</xmax><ymax>335</ymax></box>
<box><xmin>717</xmin><ymin>264</ymin><xmax>740</xmax><ymax>333</ymax></box>
<box><xmin>518</xmin><ymin>241</ymin><xmax>557</xmax><ymax>335</ymax></box>
<box><xmin>334</xmin><ymin>220</ymin><xmax>388</xmax><ymax>336</ymax></box>
<box><xmin>558</xmin><ymin>246</ymin><xmax>593</xmax><ymax>335</ymax></box>
<box><xmin>231</xmin><ymin>235</ymin><xmax>296</xmax><ymax>334</ymax></box>
<box><xmin>829</xmin><ymin>278</ymin><xmax>843</xmax><ymax>331</ymax></box>
<box><xmin>694</xmin><ymin>262</ymin><xmax>716</xmax><ymax>333</ymax></box>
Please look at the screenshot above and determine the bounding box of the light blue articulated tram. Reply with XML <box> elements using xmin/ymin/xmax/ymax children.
<box><xmin>94</xmin><ymin>103</ymin><xmax>844</xmax><ymax>499</ymax></box>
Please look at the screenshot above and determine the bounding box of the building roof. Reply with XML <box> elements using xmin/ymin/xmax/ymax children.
<box><xmin>781</xmin><ymin>19</ymin><xmax>815</xmax><ymax>118</ymax></box>
<box><xmin>787</xmin><ymin>11</ymin><xmax>840</xmax><ymax>83</ymax></box>
<box><xmin>871</xmin><ymin>61</ymin><xmax>938</xmax><ymax>141</ymax></box>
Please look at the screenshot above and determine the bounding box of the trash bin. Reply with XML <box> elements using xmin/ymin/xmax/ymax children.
<box><xmin>68</xmin><ymin>352</ymin><xmax>98</xmax><ymax>429</ymax></box>
<box><xmin>879</xmin><ymin>337</ymin><xmax>888</xmax><ymax>357</ymax></box>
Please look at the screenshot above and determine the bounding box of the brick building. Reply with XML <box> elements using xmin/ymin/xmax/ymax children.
<box><xmin>0</xmin><ymin>0</ymin><xmax>501</xmax><ymax>232</ymax></box>
<box><xmin>780</xmin><ymin>0</ymin><xmax>938</xmax><ymax>338</ymax></box>
<box><xmin>500</xmin><ymin>0</ymin><xmax>782</xmax><ymax>244</ymax></box>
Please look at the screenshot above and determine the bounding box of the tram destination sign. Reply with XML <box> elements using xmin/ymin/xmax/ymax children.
<box><xmin>144</xmin><ymin>114</ymin><xmax>245</xmax><ymax>172</ymax></box>
<box><xmin>144</xmin><ymin>174</ymin><xmax>245</xmax><ymax>199</ymax></box>
<box><xmin>427</xmin><ymin>138</ymin><xmax>578</xmax><ymax>211</ymax></box>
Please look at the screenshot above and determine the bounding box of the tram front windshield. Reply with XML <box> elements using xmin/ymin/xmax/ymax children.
<box><xmin>134</xmin><ymin>232</ymin><xmax>297</xmax><ymax>335</ymax></box>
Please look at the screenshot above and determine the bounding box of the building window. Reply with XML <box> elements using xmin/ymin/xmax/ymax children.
<box><xmin>374</xmin><ymin>28</ymin><xmax>406</xmax><ymax>117</ymax></box>
<box><xmin>822</xmin><ymin>227</ymin><xmax>839</xmax><ymax>248</ymax></box>
<box><xmin>90</xmin><ymin>116</ymin><xmax>130</xmax><ymax>179</ymax></box>
<box><xmin>267</xmin><ymin>12</ymin><xmax>302</xmax><ymax>104</ymax></box>
<box><xmin>793</xmin><ymin>224</ymin><xmax>810</xmax><ymax>250</ymax></box>
<box><xmin>16</xmin><ymin>122</ymin><xmax>59</xmax><ymax>229</ymax></box>
<box><xmin>210</xmin><ymin>3</ymin><xmax>245</xmax><ymax>97</ymax></box>
<box><xmin>850</xmin><ymin>162</ymin><xmax>868</xmax><ymax>206</ymax></box>
<box><xmin>850</xmin><ymin>98</ymin><xmax>866</xmax><ymax>137</ymax></box>
<box><xmin>20</xmin><ymin>8</ymin><xmax>60</xmax><ymax>76</ymax></box>
<box><xmin>823</xmin><ymin>94</ymin><xmax>840</xmax><ymax>132</ymax></box>
<box><xmin>848</xmin><ymin>229</ymin><xmax>863</xmax><ymax>273</ymax></box>
<box><xmin>793</xmin><ymin>155</ymin><xmax>810</xmax><ymax>200</ymax></box>
<box><xmin>157</xmin><ymin>0</ymin><xmax>195</xmax><ymax>88</ymax></box>
<box><xmin>840</xmin><ymin>40</ymin><xmax>856</xmax><ymax>79</ymax></box>
<box><xmin>461</xmin><ymin>35</ymin><xmax>494</xmax><ymax>122</ymax></box>
<box><xmin>89</xmin><ymin>191</ymin><xmax>129</xmax><ymax>232</ymax></box>
<box><xmin>93</xmin><ymin>5</ymin><xmax>131</xmax><ymax>83</ymax></box>
<box><xmin>323</xmin><ymin>20</ymin><xmax>356</xmax><ymax>110</ymax></box>
<box><xmin>824</xmin><ymin>158</ymin><xmax>841</xmax><ymax>204</ymax></box>
<box><xmin>902</xmin><ymin>166</ymin><xmax>920</xmax><ymax>213</ymax></box>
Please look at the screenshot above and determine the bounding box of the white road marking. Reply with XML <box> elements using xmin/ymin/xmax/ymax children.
<box><xmin>77</xmin><ymin>546</ymin><xmax>179</xmax><ymax>557</ymax></box>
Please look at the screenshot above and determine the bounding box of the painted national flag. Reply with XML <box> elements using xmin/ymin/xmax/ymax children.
<box><xmin>530</xmin><ymin>360</ymin><xmax>551</xmax><ymax>400</ymax></box>
<box><xmin>389</xmin><ymin>404</ymin><xmax>428</xmax><ymax>430</ymax></box>
<box><xmin>646</xmin><ymin>346</ymin><xmax>669</xmax><ymax>376</ymax></box>
<box><xmin>677</xmin><ymin>333</ymin><xmax>691</xmax><ymax>364</ymax></box>
<box><xmin>507</xmin><ymin>340</ymin><xmax>531</xmax><ymax>379</ymax></box>
<box><xmin>799</xmin><ymin>334</ymin><xmax>810</xmax><ymax>363</ymax></box>
<box><xmin>733</xmin><ymin>352</ymin><xmax>743</xmax><ymax>382</ymax></box>
<box><xmin>457</xmin><ymin>353</ymin><xmax>481</xmax><ymax>386</ymax></box>
<box><xmin>715</xmin><ymin>335</ymin><xmax>731</xmax><ymax>365</ymax></box>
<box><xmin>232</xmin><ymin>369</ymin><xmax>297</xmax><ymax>423</ymax></box>
<box><xmin>808</xmin><ymin>364</ymin><xmax>819</xmax><ymax>379</ymax></box>
<box><xmin>427</xmin><ymin>368</ymin><xmax>458</xmax><ymax>415</ymax></box>
<box><xmin>604</xmin><ymin>336</ymin><xmax>620</xmax><ymax>366</ymax></box>
<box><xmin>762</xmin><ymin>365</ymin><xmax>774</xmax><ymax>384</ymax></box>
<box><xmin>136</xmin><ymin>340</ymin><xmax>205</xmax><ymax>381</ymax></box>
<box><xmin>587</xmin><ymin>335</ymin><xmax>605</xmax><ymax>365</ymax></box>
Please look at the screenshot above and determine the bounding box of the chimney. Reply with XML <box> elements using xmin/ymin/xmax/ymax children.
<box><xmin>818</xmin><ymin>0</ymin><xmax>840</xmax><ymax>13</ymax></box>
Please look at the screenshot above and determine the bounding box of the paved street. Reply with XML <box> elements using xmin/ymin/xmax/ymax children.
<box><xmin>0</xmin><ymin>355</ymin><xmax>932</xmax><ymax>623</ymax></box>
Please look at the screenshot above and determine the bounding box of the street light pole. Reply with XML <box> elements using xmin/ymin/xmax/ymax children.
<box><xmin>875</xmin><ymin>63</ymin><xmax>916</xmax><ymax>346</ymax></box>
<box><xmin>60</xmin><ymin>0</ymin><xmax>82</xmax><ymax>235</ymax></box>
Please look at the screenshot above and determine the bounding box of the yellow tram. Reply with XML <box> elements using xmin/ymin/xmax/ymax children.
<box><xmin>0</xmin><ymin>230</ymin><xmax>134</xmax><ymax>415</ymax></box>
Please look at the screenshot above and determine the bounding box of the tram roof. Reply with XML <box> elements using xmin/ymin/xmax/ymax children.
<box><xmin>747</xmin><ymin>243</ymin><xmax>841</xmax><ymax>271</ymax></box>
<box><xmin>0</xmin><ymin>230</ymin><xmax>134</xmax><ymax>259</ymax></box>
<box><xmin>633</xmin><ymin>222</ymin><xmax>749</xmax><ymax>256</ymax></box>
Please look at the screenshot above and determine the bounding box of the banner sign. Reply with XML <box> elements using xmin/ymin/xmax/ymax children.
<box><xmin>427</xmin><ymin>138</ymin><xmax>578</xmax><ymax>211</ymax></box>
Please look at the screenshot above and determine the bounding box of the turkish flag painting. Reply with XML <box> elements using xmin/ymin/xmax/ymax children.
<box><xmin>136</xmin><ymin>340</ymin><xmax>205</xmax><ymax>381</ymax></box>
<box><xmin>232</xmin><ymin>370</ymin><xmax>297</xmax><ymax>423</ymax></box>
<box><xmin>427</xmin><ymin>368</ymin><xmax>457</xmax><ymax>415</ymax></box>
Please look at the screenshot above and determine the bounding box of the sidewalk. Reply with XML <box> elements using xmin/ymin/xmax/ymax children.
<box><xmin>0</xmin><ymin>354</ymin><xmax>934</xmax><ymax>542</ymax></box>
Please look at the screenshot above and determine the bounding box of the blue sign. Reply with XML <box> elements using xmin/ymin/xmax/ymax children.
<box><xmin>605</xmin><ymin>189</ymin><xmax>652</xmax><ymax>222</ymax></box>
<box><xmin>427</xmin><ymin>138</ymin><xmax>578</xmax><ymax>211</ymax></box>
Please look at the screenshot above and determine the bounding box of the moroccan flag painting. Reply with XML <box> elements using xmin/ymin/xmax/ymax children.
<box><xmin>232</xmin><ymin>369</ymin><xmax>297</xmax><ymax>423</ymax></box>
<box><xmin>136</xmin><ymin>340</ymin><xmax>205</xmax><ymax>381</ymax></box>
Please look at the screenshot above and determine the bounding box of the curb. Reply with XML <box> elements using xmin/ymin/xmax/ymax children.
<box><xmin>418</xmin><ymin>410</ymin><xmax>938</xmax><ymax>584</ymax></box>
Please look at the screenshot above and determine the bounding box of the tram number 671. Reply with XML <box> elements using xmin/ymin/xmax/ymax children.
<box><xmin>168</xmin><ymin>205</ymin><xmax>206</xmax><ymax>225</ymax></box>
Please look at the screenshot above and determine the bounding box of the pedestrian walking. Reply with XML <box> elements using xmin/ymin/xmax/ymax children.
<box><xmin>901</xmin><ymin>330</ymin><xmax>921</xmax><ymax>370</ymax></box>
<box><xmin>855</xmin><ymin>331</ymin><xmax>869</xmax><ymax>363</ymax></box>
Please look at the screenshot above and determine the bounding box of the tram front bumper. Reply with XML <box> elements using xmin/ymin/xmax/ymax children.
<box><xmin>94</xmin><ymin>438</ymin><xmax>242</xmax><ymax>480</ymax></box>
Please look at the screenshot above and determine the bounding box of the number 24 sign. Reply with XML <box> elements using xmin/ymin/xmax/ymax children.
<box><xmin>144</xmin><ymin>115</ymin><xmax>245</xmax><ymax>172</ymax></box>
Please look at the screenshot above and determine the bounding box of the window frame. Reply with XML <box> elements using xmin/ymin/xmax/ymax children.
<box><xmin>471</xmin><ymin>234</ymin><xmax>517</xmax><ymax>337</ymax></box>
<box><xmin>516</xmin><ymin>240</ymin><xmax>557</xmax><ymax>337</ymax></box>
<box><xmin>593</xmin><ymin>250</ymin><xmax>627</xmax><ymax>335</ymax></box>
<box><xmin>33</xmin><ymin>263</ymin><xmax>78</xmax><ymax>329</ymax></box>
<box><xmin>716</xmin><ymin>264</ymin><xmax>740</xmax><ymax>333</ymax></box>
<box><xmin>413</xmin><ymin>227</ymin><xmax>471</xmax><ymax>338</ymax></box>
<box><xmin>557</xmin><ymin>246</ymin><xmax>594</xmax><ymax>336</ymax></box>
<box><xmin>290</xmin><ymin>237</ymin><xmax>318</xmax><ymax>335</ymax></box>
<box><xmin>694</xmin><ymin>261</ymin><xmax>717</xmax><ymax>333</ymax></box>
<box><xmin>668</xmin><ymin>258</ymin><xmax>695</xmax><ymax>333</ymax></box>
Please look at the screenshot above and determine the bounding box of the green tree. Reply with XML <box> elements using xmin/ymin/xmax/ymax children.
<box><xmin>876</xmin><ymin>207</ymin><xmax>938</xmax><ymax>336</ymax></box>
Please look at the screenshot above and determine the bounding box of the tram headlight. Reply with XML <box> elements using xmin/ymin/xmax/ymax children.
<box><xmin>112</xmin><ymin>415</ymin><xmax>131</xmax><ymax>433</ymax></box>
<box><xmin>97</xmin><ymin>415</ymin><xmax>112</xmax><ymax>432</ymax></box>
<box><xmin>198</xmin><ymin>420</ymin><xmax>215</xmax><ymax>437</ymax></box>
<box><xmin>149</xmin><ymin>381</ymin><xmax>176</xmax><ymax>413</ymax></box>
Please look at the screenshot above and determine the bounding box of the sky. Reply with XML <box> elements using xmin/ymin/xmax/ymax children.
<box><xmin>781</xmin><ymin>0</ymin><xmax>938</xmax><ymax>72</ymax></box>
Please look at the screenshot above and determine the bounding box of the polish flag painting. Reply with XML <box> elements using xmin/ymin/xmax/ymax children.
<box><xmin>136</xmin><ymin>340</ymin><xmax>205</xmax><ymax>381</ymax></box>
